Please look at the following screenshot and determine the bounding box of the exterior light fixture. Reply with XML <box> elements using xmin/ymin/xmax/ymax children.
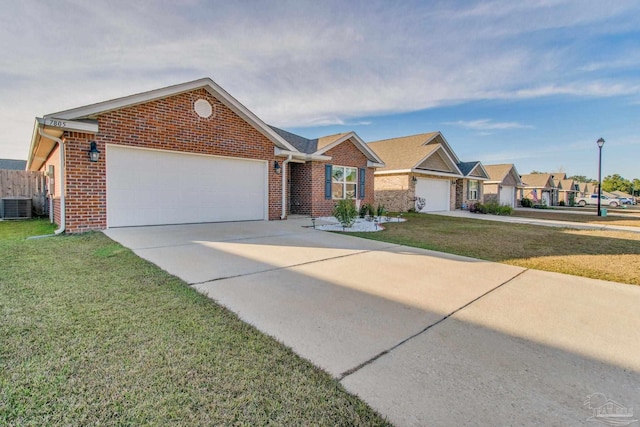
<box><xmin>596</xmin><ymin>138</ymin><xmax>605</xmax><ymax>216</ymax></box>
<box><xmin>274</xmin><ymin>160</ymin><xmax>281</xmax><ymax>174</ymax></box>
<box><xmin>88</xmin><ymin>141</ymin><xmax>100</xmax><ymax>162</ymax></box>
<box><xmin>412</xmin><ymin>176</ymin><xmax>417</xmax><ymax>183</ymax></box>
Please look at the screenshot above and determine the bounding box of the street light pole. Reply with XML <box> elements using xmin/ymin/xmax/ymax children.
<box><xmin>596</xmin><ymin>138</ymin><xmax>605</xmax><ymax>216</ymax></box>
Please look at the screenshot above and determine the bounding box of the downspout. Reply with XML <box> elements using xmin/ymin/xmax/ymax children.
<box><xmin>38</xmin><ymin>128</ymin><xmax>66</xmax><ymax>234</ymax></box>
<box><xmin>281</xmin><ymin>155</ymin><xmax>292</xmax><ymax>219</ymax></box>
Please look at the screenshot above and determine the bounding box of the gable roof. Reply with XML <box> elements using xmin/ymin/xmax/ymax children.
<box><xmin>28</xmin><ymin>78</ymin><xmax>301</xmax><ymax>171</ymax></box>
<box><xmin>484</xmin><ymin>163</ymin><xmax>523</xmax><ymax>186</ymax></box>
<box><xmin>270</xmin><ymin>126</ymin><xmax>384</xmax><ymax>166</ymax></box>
<box><xmin>520</xmin><ymin>173</ymin><xmax>555</xmax><ymax>189</ymax></box>
<box><xmin>457</xmin><ymin>161</ymin><xmax>489</xmax><ymax>180</ymax></box>
<box><xmin>559</xmin><ymin>178</ymin><xmax>577</xmax><ymax>192</ymax></box>
<box><xmin>367</xmin><ymin>132</ymin><xmax>463</xmax><ymax>176</ymax></box>
<box><xmin>0</xmin><ymin>159</ymin><xmax>27</xmax><ymax>170</ymax></box>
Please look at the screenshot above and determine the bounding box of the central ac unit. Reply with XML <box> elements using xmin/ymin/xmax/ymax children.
<box><xmin>0</xmin><ymin>197</ymin><xmax>32</xmax><ymax>219</ymax></box>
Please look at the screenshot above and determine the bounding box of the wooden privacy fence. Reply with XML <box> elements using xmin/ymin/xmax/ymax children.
<box><xmin>0</xmin><ymin>170</ymin><xmax>47</xmax><ymax>215</ymax></box>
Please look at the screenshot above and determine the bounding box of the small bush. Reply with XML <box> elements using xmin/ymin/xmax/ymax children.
<box><xmin>520</xmin><ymin>198</ymin><xmax>534</xmax><ymax>208</ymax></box>
<box><xmin>376</xmin><ymin>204</ymin><xmax>386</xmax><ymax>217</ymax></box>
<box><xmin>558</xmin><ymin>201</ymin><xmax>566</xmax><ymax>206</ymax></box>
<box><xmin>475</xmin><ymin>201</ymin><xmax>513</xmax><ymax>216</ymax></box>
<box><xmin>498</xmin><ymin>205</ymin><xmax>513</xmax><ymax>215</ymax></box>
<box><xmin>334</xmin><ymin>199</ymin><xmax>358</xmax><ymax>228</ymax></box>
<box><xmin>358</xmin><ymin>203</ymin><xmax>369</xmax><ymax>218</ymax></box>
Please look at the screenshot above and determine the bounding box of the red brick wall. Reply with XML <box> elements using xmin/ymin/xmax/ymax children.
<box><xmin>307</xmin><ymin>139</ymin><xmax>375</xmax><ymax>217</ymax></box>
<box><xmin>290</xmin><ymin>162</ymin><xmax>313</xmax><ymax>214</ymax></box>
<box><xmin>60</xmin><ymin>88</ymin><xmax>282</xmax><ymax>232</ymax></box>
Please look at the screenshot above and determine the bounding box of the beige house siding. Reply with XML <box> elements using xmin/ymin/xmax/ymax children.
<box><xmin>417</xmin><ymin>152</ymin><xmax>449</xmax><ymax>172</ymax></box>
<box><xmin>503</xmin><ymin>173</ymin><xmax>518</xmax><ymax>186</ymax></box>
<box><xmin>374</xmin><ymin>174</ymin><xmax>414</xmax><ymax>212</ymax></box>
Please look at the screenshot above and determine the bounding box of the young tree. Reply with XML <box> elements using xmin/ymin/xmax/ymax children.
<box><xmin>632</xmin><ymin>178</ymin><xmax>640</xmax><ymax>196</ymax></box>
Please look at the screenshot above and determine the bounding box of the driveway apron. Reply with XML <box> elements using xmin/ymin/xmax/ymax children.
<box><xmin>105</xmin><ymin>219</ymin><xmax>640</xmax><ymax>426</ymax></box>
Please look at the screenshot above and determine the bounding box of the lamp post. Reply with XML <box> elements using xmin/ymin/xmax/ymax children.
<box><xmin>596</xmin><ymin>137</ymin><xmax>605</xmax><ymax>216</ymax></box>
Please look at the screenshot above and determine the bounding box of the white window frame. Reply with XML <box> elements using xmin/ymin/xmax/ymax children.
<box><xmin>468</xmin><ymin>180</ymin><xmax>479</xmax><ymax>200</ymax></box>
<box><xmin>332</xmin><ymin>166</ymin><xmax>358</xmax><ymax>200</ymax></box>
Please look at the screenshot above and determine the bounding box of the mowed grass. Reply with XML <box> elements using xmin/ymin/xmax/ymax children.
<box><xmin>350</xmin><ymin>213</ymin><xmax>640</xmax><ymax>285</ymax></box>
<box><xmin>511</xmin><ymin>209</ymin><xmax>640</xmax><ymax>227</ymax></box>
<box><xmin>0</xmin><ymin>219</ymin><xmax>390</xmax><ymax>426</ymax></box>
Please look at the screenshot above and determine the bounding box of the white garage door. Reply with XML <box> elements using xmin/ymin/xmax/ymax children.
<box><xmin>106</xmin><ymin>145</ymin><xmax>267</xmax><ymax>227</ymax></box>
<box><xmin>415</xmin><ymin>178</ymin><xmax>450</xmax><ymax>212</ymax></box>
<box><xmin>499</xmin><ymin>186</ymin><xmax>516</xmax><ymax>208</ymax></box>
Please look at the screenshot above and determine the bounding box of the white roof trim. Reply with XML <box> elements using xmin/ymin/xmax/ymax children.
<box><xmin>424</xmin><ymin>132</ymin><xmax>461</xmax><ymax>164</ymax></box>
<box><xmin>37</xmin><ymin>117</ymin><xmax>99</xmax><ymax>134</ymax></box>
<box><xmin>274</xmin><ymin>147</ymin><xmax>331</xmax><ymax>161</ymax></box>
<box><xmin>367</xmin><ymin>160</ymin><xmax>385</xmax><ymax>168</ymax></box>
<box><xmin>411</xmin><ymin>169</ymin><xmax>464</xmax><ymax>178</ymax></box>
<box><xmin>314</xmin><ymin>132</ymin><xmax>385</xmax><ymax>165</ymax></box>
<box><xmin>374</xmin><ymin>169</ymin><xmax>464</xmax><ymax>178</ymax></box>
<box><xmin>44</xmin><ymin>77</ymin><xmax>298</xmax><ymax>152</ymax></box>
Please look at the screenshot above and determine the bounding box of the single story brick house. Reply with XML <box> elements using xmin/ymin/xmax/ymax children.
<box><xmin>483</xmin><ymin>163</ymin><xmax>523</xmax><ymax>208</ymax></box>
<box><xmin>519</xmin><ymin>173</ymin><xmax>558</xmax><ymax>206</ymax></box>
<box><xmin>551</xmin><ymin>173</ymin><xmax>580</xmax><ymax>205</ymax></box>
<box><xmin>367</xmin><ymin>132</ymin><xmax>488</xmax><ymax>212</ymax></box>
<box><xmin>26</xmin><ymin>78</ymin><xmax>384</xmax><ymax>233</ymax></box>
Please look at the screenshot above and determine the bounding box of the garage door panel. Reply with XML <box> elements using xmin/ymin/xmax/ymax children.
<box><xmin>415</xmin><ymin>178</ymin><xmax>450</xmax><ymax>212</ymax></box>
<box><xmin>107</xmin><ymin>146</ymin><xmax>267</xmax><ymax>227</ymax></box>
<box><xmin>499</xmin><ymin>186</ymin><xmax>515</xmax><ymax>208</ymax></box>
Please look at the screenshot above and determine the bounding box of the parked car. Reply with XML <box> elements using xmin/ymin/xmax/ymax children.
<box><xmin>575</xmin><ymin>194</ymin><xmax>622</xmax><ymax>207</ymax></box>
<box><xmin>617</xmin><ymin>196</ymin><xmax>635</xmax><ymax>205</ymax></box>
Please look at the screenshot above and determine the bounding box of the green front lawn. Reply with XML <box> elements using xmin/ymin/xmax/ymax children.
<box><xmin>351</xmin><ymin>213</ymin><xmax>640</xmax><ymax>285</ymax></box>
<box><xmin>1</xmin><ymin>219</ymin><xmax>389</xmax><ymax>426</ymax></box>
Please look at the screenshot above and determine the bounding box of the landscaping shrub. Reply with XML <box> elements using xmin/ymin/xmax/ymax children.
<box><xmin>334</xmin><ymin>199</ymin><xmax>358</xmax><ymax>228</ymax></box>
<box><xmin>473</xmin><ymin>201</ymin><xmax>513</xmax><ymax>216</ymax></box>
<box><xmin>376</xmin><ymin>204</ymin><xmax>386</xmax><ymax>217</ymax></box>
<box><xmin>359</xmin><ymin>203</ymin><xmax>370</xmax><ymax>218</ymax></box>
<box><xmin>558</xmin><ymin>201</ymin><xmax>566</xmax><ymax>206</ymax></box>
<box><xmin>520</xmin><ymin>198</ymin><xmax>534</xmax><ymax>208</ymax></box>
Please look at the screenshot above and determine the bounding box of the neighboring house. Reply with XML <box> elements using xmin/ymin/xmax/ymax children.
<box><xmin>455</xmin><ymin>161</ymin><xmax>490</xmax><ymax>209</ymax></box>
<box><xmin>520</xmin><ymin>173</ymin><xmax>558</xmax><ymax>206</ymax></box>
<box><xmin>269</xmin><ymin>127</ymin><xmax>384</xmax><ymax>217</ymax></box>
<box><xmin>26</xmin><ymin>78</ymin><xmax>384</xmax><ymax>233</ymax></box>
<box><xmin>559</xmin><ymin>178</ymin><xmax>579</xmax><ymax>205</ymax></box>
<box><xmin>0</xmin><ymin>159</ymin><xmax>27</xmax><ymax>170</ymax></box>
<box><xmin>483</xmin><ymin>164</ymin><xmax>523</xmax><ymax>208</ymax></box>
<box><xmin>367</xmin><ymin>132</ymin><xmax>488</xmax><ymax>212</ymax></box>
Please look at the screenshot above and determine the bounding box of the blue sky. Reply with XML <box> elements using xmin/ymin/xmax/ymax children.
<box><xmin>1</xmin><ymin>0</ymin><xmax>639</xmax><ymax>180</ymax></box>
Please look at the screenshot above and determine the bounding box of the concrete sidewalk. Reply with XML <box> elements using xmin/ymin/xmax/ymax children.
<box><xmin>430</xmin><ymin>209</ymin><xmax>640</xmax><ymax>233</ymax></box>
<box><xmin>105</xmin><ymin>219</ymin><xmax>640</xmax><ymax>426</ymax></box>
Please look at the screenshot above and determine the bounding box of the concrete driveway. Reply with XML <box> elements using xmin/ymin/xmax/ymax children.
<box><xmin>105</xmin><ymin>219</ymin><xmax>640</xmax><ymax>426</ymax></box>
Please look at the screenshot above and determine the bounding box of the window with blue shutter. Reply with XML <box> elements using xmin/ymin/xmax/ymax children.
<box><xmin>358</xmin><ymin>168</ymin><xmax>366</xmax><ymax>199</ymax></box>
<box><xmin>325</xmin><ymin>164</ymin><xmax>332</xmax><ymax>199</ymax></box>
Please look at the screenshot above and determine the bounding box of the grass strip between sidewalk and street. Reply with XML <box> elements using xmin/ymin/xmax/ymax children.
<box><xmin>0</xmin><ymin>219</ymin><xmax>390</xmax><ymax>426</ymax></box>
<box><xmin>349</xmin><ymin>213</ymin><xmax>640</xmax><ymax>286</ymax></box>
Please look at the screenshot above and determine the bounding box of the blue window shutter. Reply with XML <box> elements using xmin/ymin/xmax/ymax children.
<box><xmin>325</xmin><ymin>164</ymin><xmax>332</xmax><ymax>199</ymax></box>
<box><xmin>359</xmin><ymin>168</ymin><xmax>366</xmax><ymax>199</ymax></box>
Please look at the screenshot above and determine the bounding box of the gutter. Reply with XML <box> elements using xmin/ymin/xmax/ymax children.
<box><xmin>281</xmin><ymin>155</ymin><xmax>292</xmax><ymax>219</ymax></box>
<box><xmin>274</xmin><ymin>148</ymin><xmax>331</xmax><ymax>162</ymax></box>
<box><xmin>37</xmin><ymin>127</ymin><xmax>66</xmax><ymax>235</ymax></box>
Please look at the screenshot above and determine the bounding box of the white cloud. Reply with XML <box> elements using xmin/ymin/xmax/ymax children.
<box><xmin>445</xmin><ymin>119</ymin><xmax>534</xmax><ymax>131</ymax></box>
